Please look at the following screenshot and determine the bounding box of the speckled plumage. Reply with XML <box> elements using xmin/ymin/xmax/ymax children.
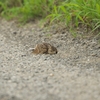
<box><xmin>32</xmin><ymin>43</ymin><xmax>57</xmax><ymax>55</ymax></box>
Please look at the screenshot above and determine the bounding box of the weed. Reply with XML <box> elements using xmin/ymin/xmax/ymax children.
<box><xmin>47</xmin><ymin>0</ymin><xmax>100</xmax><ymax>35</ymax></box>
<box><xmin>0</xmin><ymin>0</ymin><xmax>56</xmax><ymax>23</ymax></box>
<box><xmin>0</xmin><ymin>0</ymin><xmax>100</xmax><ymax>36</ymax></box>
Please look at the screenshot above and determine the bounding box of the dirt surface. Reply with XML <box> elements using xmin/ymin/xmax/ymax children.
<box><xmin>0</xmin><ymin>18</ymin><xmax>100</xmax><ymax>100</ymax></box>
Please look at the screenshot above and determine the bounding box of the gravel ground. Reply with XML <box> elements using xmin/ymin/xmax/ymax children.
<box><xmin>0</xmin><ymin>19</ymin><xmax>100</xmax><ymax>100</ymax></box>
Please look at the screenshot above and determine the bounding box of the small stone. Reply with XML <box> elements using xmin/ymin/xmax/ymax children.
<box><xmin>16</xmin><ymin>68</ymin><xmax>21</xmax><ymax>72</ymax></box>
<box><xmin>21</xmin><ymin>54</ymin><xmax>26</xmax><ymax>57</ymax></box>
<box><xmin>3</xmin><ymin>75</ymin><xmax>10</xmax><ymax>80</ymax></box>
<box><xmin>13</xmin><ymin>31</ymin><xmax>17</xmax><ymax>35</ymax></box>
<box><xmin>49</xmin><ymin>73</ymin><xmax>54</xmax><ymax>76</ymax></box>
<box><xmin>11</xmin><ymin>76</ymin><xmax>17</xmax><ymax>82</ymax></box>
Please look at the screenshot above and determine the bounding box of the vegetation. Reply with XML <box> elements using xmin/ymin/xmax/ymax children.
<box><xmin>0</xmin><ymin>0</ymin><xmax>100</xmax><ymax>35</ymax></box>
<box><xmin>47</xmin><ymin>0</ymin><xmax>100</xmax><ymax>35</ymax></box>
<box><xmin>0</xmin><ymin>0</ymin><xmax>55</xmax><ymax>23</ymax></box>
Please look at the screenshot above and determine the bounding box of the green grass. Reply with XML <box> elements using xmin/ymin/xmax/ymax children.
<box><xmin>0</xmin><ymin>0</ymin><xmax>56</xmax><ymax>23</ymax></box>
<box><xmin>0</xmin><ymin>0</ymin><xmax>100</xmax><ymax>35</ymax></box>
<box><xmin>47</xmin><ymin>0</ymin><xmax>100</xmax><ymax>35</ymax></box>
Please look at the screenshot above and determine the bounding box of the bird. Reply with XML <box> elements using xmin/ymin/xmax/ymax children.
<box><xmin>30</xmin><ymin>43</ymin><xmax>57</xmax><ymax>55</ymax></box>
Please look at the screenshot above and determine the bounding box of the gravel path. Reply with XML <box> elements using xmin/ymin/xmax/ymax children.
<box><xmin>0</xmin><ymin>19</ymin><xmax>100</xmax><ymax>100</ymax></box>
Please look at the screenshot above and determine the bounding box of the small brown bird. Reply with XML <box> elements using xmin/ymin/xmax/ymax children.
<box><xmin>30</xmin><ymin>43</ymin><xmax>57</xmax><ymax>55</ymax></box>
